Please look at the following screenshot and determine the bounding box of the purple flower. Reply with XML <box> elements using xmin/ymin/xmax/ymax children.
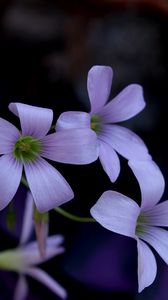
<box><xmin>56</xmin><ymin>65</ymin><xmax>151</xmax><ymax>182</ymax></box>
<box><xmin>0</xmin><ymin>103</ymin><xmax>98</xmax><ymax>212</ymax></box>
<box><xmin>0</xmin><ymin>192</ymin><xmax>67</xmax><ymax>300</ymax></box>
<box><xmin>90</xmin><ymin>160</ymin><xmax>168</xmax><ymax>292</ymax></box>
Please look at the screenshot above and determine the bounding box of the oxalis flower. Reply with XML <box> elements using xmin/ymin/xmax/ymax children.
<box><xmin>90</xmin><ymin>160</ymin><xmax>168</xmax><ymax>292</ymax></box>
<box><xmin>56</xmin><ymin>65</ymin><xmax>151</xmax><ymax>182</ymax></box>
<box><xmin>0</xmin><ymin>102</ymin><xmax>98</xmax><ymax>212</ymax></box>
<box><xmin>0</xmin><ymin>192</ymin><xmax>67</xmax><ymax>300</ymax></box>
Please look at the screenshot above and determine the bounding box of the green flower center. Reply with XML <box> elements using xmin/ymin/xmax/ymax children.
<box><xmin>90</xmin><ymin>114</ymin><xmax>101</xmax><ymax>133</ymax></box>
<box><xmin>13</xmin><ymin>135</ymin><xmax>42</xmax><ymax>161</ymax></box>
<box><xmin>136</xmin><ymin>213</ymin><xmax>147</xmax><ymax>236</ymax></box>
<box><xmin>0</xmin><ymin>249</ymin><xmax>23</xmax><ymax>271</ymax></box>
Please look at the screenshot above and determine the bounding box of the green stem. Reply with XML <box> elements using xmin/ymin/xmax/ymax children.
<box><xmin>7</xmin><ymin>202</ymin><xmax>16</xmax><ymax>230</ymax></box>
<box><xmin>51</xmin><ymin>124</ymin><xmax>56</xmax><ymax>130</ymax></box>
<box><xmin>54</xmin><ymin>207</ymin><xmax>96</xmax><ymax>222</ymax></box>
<box><xmin>21</xmin><ymin>176</ymin><xmax>95</xmax><ymax>223</ymax></box>
<box><xmin>21</xmin><ymin>175</ymin><xmax>29</xmax><ymax>188</ymax></box>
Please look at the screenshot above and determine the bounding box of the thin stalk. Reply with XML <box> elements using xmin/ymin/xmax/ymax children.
<box><xmin>54</xmin><ymin>207</ymin><xmax>95</xmax><ymax>222</ymax></box>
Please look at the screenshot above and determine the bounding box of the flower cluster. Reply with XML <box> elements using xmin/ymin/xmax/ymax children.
<box><xmin>0</xmin><ymin>65</ymin><xmax>167</xmax><ymax>297</ymax></box>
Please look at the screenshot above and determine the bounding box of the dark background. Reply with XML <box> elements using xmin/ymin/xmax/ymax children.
<box><xmin>0</xmin><ymin>1</ymin><xmax>168</xmax><ymax>299</ymax></box>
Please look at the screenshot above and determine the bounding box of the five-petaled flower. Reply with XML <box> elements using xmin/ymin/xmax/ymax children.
<box><xmin>0</xmin><ymin>192</ymin><xmax>67</xmax><ymax>300</ymax></box>
<box><xmin>56</xmin><ymin>65</ymin><xmax>151</xmax><ymax>182</ymax></box>
<box><xmin>0</xmin><ymin>102</ymin><xmax>98</xmax><ymax>212</ymax></box>
<box><xmin>90</xmin><ymin>160</ymin><xmax>168</xmax><ymax>292</ymax></box>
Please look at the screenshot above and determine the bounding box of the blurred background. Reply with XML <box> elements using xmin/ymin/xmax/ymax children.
<box><xmin>0</xmin><ymin>0</ymin><xmax>168</xmax><ymax>299</ymax></box>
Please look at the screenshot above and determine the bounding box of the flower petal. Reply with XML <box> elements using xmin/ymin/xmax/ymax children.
<box><xmin>42</xmin><ymin>129</ymin><xmax>98</xmax><ymax>164</ymax></box>
<box><xmin>0</xmin><ymin>118</ymin><xmax>20</xmax><ymax>154</ymax></box>
<box><xmin>143</xmin><ymin>200</ymin><xmax>168</xmax><ymax>226</ymax></box>
<box><xmin>56</xmin><ymin>111</ymin><xmax>90</xmax><ymax>131</ymax></box>
<box><xmin>19</xmin><ymin>235</ymin><xmax>65</xmax><ymax>266</ymax></box>
<box><xmin>138</xmin><ymin>226</ymin><xmax>168</xmax><ymax>264</ymax></box>
<box><xmin>99</xmin><ymin>141</ymin><xmax>120</xmax><ymax>182</ymax></box>
<box><xmin>90</xmin><ymin>190</ymin><xmax>140</xmax><ymax>238</ymax></box>
<box><xmin>100</xmin><ymin>124</ymin><xmax>151</xmax><ymax>160</ymax></box>
<box><xmin>0</xmin><ymin>154</ymin><xmax>23</xmax><ymax>210</ymax></box>
<box><xmin>25</xmin><ymin>267</ymin><xmax>67</xmax><ymax>299</ymax></box>
<box><xmin>24</xmin><ymin>157</ymin><xmax>74</xmax><ymax>212</ymax></box>
<box><xmin>13</xmin><ymin>275</ymin><xmax>28</xmax><ymax>300</ymax></box>
<box><xmin>24</xmin><ymin>235</ymin><xmax>64</xmax><ymax>252</ymax></box>
<box><xmin>128</xmin><ymin>160</ymin><xmax>165</xmax><ymax>210</ymax></box>
<box><xmin>99</xmin><ymin>84</ymin><xmax>145</xmax><ymax>123</ymax></box>
<box><xmin>137</xmin><ymin>238</ymin><xmax>157</xmax><ymax>293</ymax></box>
<box><xmin>9</xmin><ymin>102</ymin><xmax>53</xmax><ymax>139</ymax></box>
<box><xmin>20</xmin><ymin>192</ymin><xmax>34</xmax><ymax>245</ymax></box>
<box><xmin>87</xmin><ymin>65</ymin><xmax>113</xmax><ymax>113</ymax></box>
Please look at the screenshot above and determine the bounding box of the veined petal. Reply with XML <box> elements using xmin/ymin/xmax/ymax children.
<box><xmin>100</xmin><ymin>124</ymin><xmax>151</xmax><ymax>160</ymax></box>
<box><xmin>13</xmin><ymin>275</ymin><xmax>28</xmax><ymax>300</ymax></box>
<box><xmin>87</xmin><ymin>65</ymin><xmax>113</xmax><ymax>113</ymax></box>
<box><xmin>99</xmin><ymin>141</ymin><xmax>120</xmax><ymax>182</ymax></box>
<box><xmin>143</xmin><ymin>200</ymin><xmax>168</xmax><ymax>226</ymax></box>
<box><xmin>99</xmin><ymin>84</ymin><xmax>145</xmax><ymax>123</ymax></box>
<box><xmin>0</xmin><ymin>154</ymin><xmax>23</xmax><ymax>210</ymax></box>
<box><xmin>137</xmin><ymin>238</ymin><xmax>157</xmax><ymax>293</ymax></box>
<box><xmin>20</xmin><ymin>192</ymin><xmax>34</xmax><ymax>245</ymax></box>
<box><xmin>25</xmin><ymin>267</ymin><xmax>67</xmax><ymax>299</ymax></box>
<box><xmin>24</xmin><ymin>157</ymin><xmax>74</xmax><ymax>213</ymax></box>
<box><xmin>128</xmin><ymin>160</ymin><xmax>165</xmax><ymax>211</ymax></box>
<box><xmin>0</xmin><ymin>118</ymin><xmax>20</xmax><ymax>154</ymax></box>
<box><xmin>138</xmin><ymin>226</ymin><xmax>168</xmax><ymax>264</ymax></box>
<box><xmin>41</xmin><ymin>129</ymin><xmax>98</xmax><ymax>165</ymax></box>
<box><xmin>90</xmin><ymin>190</ymin><xmax>140</xmax><ymax>238</ymax></box>
<box><xmin>9</xmin><ymin>103</ymin><xmax>53</xmax><ymax>139</ymax></box>
<box><xmin>56</xmin><ymin>111</ymin><xmax>90</xmax><ymax>131</ymax></box>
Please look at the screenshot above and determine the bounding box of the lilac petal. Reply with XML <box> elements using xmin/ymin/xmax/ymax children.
<box><xmin>138</xmin><ymin>226</ymin><xmax>168</xmax><ymax>264</ymax></box>
<box><xmin>99</xmin><ymin>141</ymin><xmax>120</xmax><ymax>182</ymax></box>
<box><xmin>24</xmin><ymin>157</ymin><xmax>74</xmax><ymax>213</ymax></box>
<box><xmin>24</xmin><ymin>234</ymin><xmax>64</xmax><ymax>254</ymax></box>
<box><xmin>13</xmin><ymin>275</ymin><xmax>28</xmax><ymax>300</ymax></box>
<box><xmin>20</xmin><ymin>192</ymin><xmax>34</xmax><ymax>245</ymax></box>
<box><xmin>100</xmin><ymin>124</ymin><xmax>151</xmax><ymax>160</ymax></box>
<box><xmin>0</xmin><ymin>118</ymin><xmax>20</xmax><ymax>154</ymax></box>
<box><xmin>25</xmin><ymin>267</ymin><xmax>67</xmax><ymax>299</ymax></box>
<box><xmin>137</xmin><ymin>238</ymin><xmax>157</xmax><ymax>292</ymax></box>
<box><xmin>56</xmin><ymin>111</ymin><xmax>90</xmax><ymax>131</ymax></box>
<box><xmin>87</xmin><ymin>65</ymin><xmax>113</xmax><ymax>114</ymax></box>
<box><xmin>19</xmin><ymin>240</ymin><xmax>65</xmax><ymax>267</ymax></box>
<box><xmin>45</xmin><ymin>234</ymin><xmax>64</xmax><ymax>247</ymax></box>
<box><xmin>128</xmin><ymin>160</ymin><xmax>165</xmax><ymax>211</ymax></box>
<box><xmin>143</xmin><ymin>200</ymin><xmax>168</xmax><ymax>226</ymax></box>
<box><xmin>9</xmin><ymin>102</ymin><xmax>53</xmax><ymax>139</ymax></box>
<box><xmin>99</xmin><ymin>84</ymin><xmax>145</xmax><ymax>123</ymax></box>
<box><xmin>0</xmin><ymin>154</ymin><xmax>23</xmax><ymax>210</ymax></box>
<box><xmin>42</xmin><ymin>129</ymin><xmax>98</xmax><ymax>165</ymax></box>
<box><xmin>90</xmin><ymin>190</ymin><xmax>140</xmax><ymax>238</ymax></box>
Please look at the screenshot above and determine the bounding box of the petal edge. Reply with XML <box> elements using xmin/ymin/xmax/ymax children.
<box><xmin>90</xmin><ymin>190</ymin><xmax>140</xmax><ymax>238</ymax></box>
